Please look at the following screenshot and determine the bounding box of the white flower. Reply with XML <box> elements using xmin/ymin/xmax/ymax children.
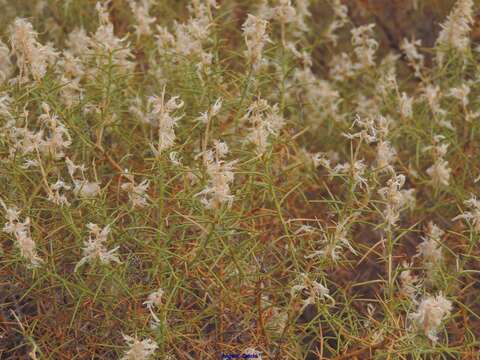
<box><xmin>128</xmin><ymin>0</ymin><xmax>156</xmax><ymax>38</ymax></box>
<box><xmin>294</xmin><ymin>224</ymin><xmax>317</xmax><ymax>235</ymax></box>
<box><xmin>399</xmin><ymin>261</ymin><xmax>419</xmax><ymax>300</ymax></box>
<box><xmin>290</xmin><ymin>69</ymin><xmax>341</xmax><ymax>117</ymax></box>
<box><xmin>73</xmin><ymin>180</ymin><xmax>101</xmax><ymax>198</ymax></box>
<box><xmin>148</xmin><ymin>88</ymin><xmax>184</xmax><ymax>156</ymax></box>
<box><xmin>376</xmin><ymin>140</ymin><xmax>397</xmax><ymax>173</ymax></box>
<box><xmin>272</xmin><ymin>0</ymin><xmax>296</xmax><ymax>24</ymax></box>
<box><xmin>93</xmin><ymin>2</ymin><xmax>134</xmax><ymax>72</ymax></box>
<box><xmin>21</xmin><ymin>159</ymin><xmax>40</xmax><ymax>169</ymax></box>
<box><xmin>75</xmin><ymin>223</ymin><xmax>120</xmax><ymax>271</ymax></box>
<box><xmin>197</xmin><ymin>140</ymin><xmax>236</xmax><ymax>209</ymax></box>
<box><xmin>155</xmin><ymin>2</ymin><xmax>214</xmax><ymax>74</ymax></box>
<box><xmin>424</xmin><ymin>136</ymin><xmax>451</xmax><ymax>187</ymax></box>
<box><xmin>48</xmin><ymin>179</ymin><xmax>71</xmax><ymax>206</ymax></box>
<box><xmin>333</xmin><ymin>160</ymin><xmax>368</xmax><ymax>190</ymax></box>
<box><xmin>452</xmin><ymin>195</ymin><xmax>480</xmax><ymax>232</ymax></box>
<box><xmin>121</xmin><ymin>177</ymin><xmax>150</xmax><ymax>208</ymax></box>
<box><xmin>169</xmin><ymin>151</ymin><xmax>182</xmax><ymax>166</ymax></box>
<box><xmin>423</xmin><ymin>84</ymin><xmax>448</xmax><ymax>124</ymax></box>
<box><xmin>410</xmin><ymin>293</ymin><xmax>452</xmax><ymax>342</ymax></box>
<box><xmin>1</xmin><ymin>203</ymin><xmax>43</xmax><ymax>267</ymax></box>
<box><xmin>66</xmin><ymin>27</ymin><xmax>91</xmax><ymax>57</ymax></box>
<box><xmin>305</xmin><ymin>215</ymin><xmax>357</xmax><ymax>262</ymax></box>
<box><xmin>37</xmin><ymin>103</ymin><xmax>72</xmax><ymax>160</ymax></box>
<box><xmin>143</xmin><ymin>288</ymin><xmax>164</xmax><ymax>324</ymax></box>
<box><xmin>399</xmin><ymin>92</ymin><xmax>413</xmax><ymax>118</ymax></box>
<box><xmin>400</xmin><ymin>37</ymin><xmax>424</xmax><ymax>77</ymax></box>
<box><xmin>448</xmin><ymin>84</ymin><xmax>470</xmax><ymax>108</ymax></box>
<box><xmin>308</xmin><ymin>151</ymin><xmax>331</xmax><ymax>169</ymax></box>
<box><xmin>196</xmin><ymin>97</ymin><xmax>222</xmax><ymax>124</ymax></box>
<box><xmin>65</xmin><ymin>158</ymin><xmax>100</xmax><ymax>199</ymax></box>
<box><xmin>121</xmin><ymin>335</ymin><xmax>158</xmax><ymax>360</ymax></box>
<box><xmin>243</xmin><ymin>99</ymin><xmax>284</xmax><ymax>154</ymax></box>
<box><xmin>416</xmin><ymin>222</ymin><xmax>444</xmax><ymax>268</ymax></box>
<box><xmin>144</xmin><ymin>288</ymin><xmax>164</xmax><ymax>309</ymax></box>
<box><xmin>9</xmin><ymin>18</ymin><xmax>58</xmax><ymax>83</ymax></box>
<box><xmin>210</xmin><ymin>98</ymin><xmax>223</xmax><ymax>117</ymax></box>
<box><xmin>242</xmin><ymin>14</ymin><xmax>269</xmax><ymax>71</ymax></box>
<box><xmin>426</xmin><ymin>159</ymin><xmax>451</xmax><ymax>187</ymax></box>
<box><xmin>436</xmin><ymin>0</ymin><xmax>474</xmax><ymax>64</ymax></box>
<box><xmin>351</xmin><ymin>24</ymin><xmax>378</xmax><ymax>69</ymax></box>
<box><xmin>291</xmin><ymin>273</ymin><xmax>334</xmax><ymax>309</ymax></box>
<box><xmin>56</xmin><ymin>52</ymin><xmax>85</xmax><ymax>108</ymax></box>
<box><xmin>330</xmin><ymin>52</ymin><xmax>355</xmax><ymax>81</ymax></box>
<box><xmin>343</xmin><ymin>114</ymin><xmax>391</xmax><ymax>144</ymax></box>
<box><xmin>0</xmin><ymin>40</ymin><xmax>13</xmax><ymax>84</ymax></box>
<box><xmin>378</xmin><ymin>174</ymin><xmax>415</xmax><ymax>227</ymax></box>
<box><xmin>324</xmin><ymin>0</ymin><xmax>348</xmax><ymax>44</ymax></box>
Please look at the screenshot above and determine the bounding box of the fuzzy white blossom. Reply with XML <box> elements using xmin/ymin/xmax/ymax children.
<box><xmin>305</xmin><ymin>215</ymin><xmax>358</xmax><ymax>262</ymax></box>
<box><xmin>333</xmin><ymin>160</ymin><xmax>368</xmax><ymax>190</ymax></box>
<box><xmin>351</xmin><ymin>24</ymin><xmax>378</xmax><ymax>70</ymax></box>
<box><xmin>121</xmin><ymin>176</ymin><xmax>150</xmax><ymax>208</ymax></box>
<box><xmin>344</xmin><ymin>114</ymin><xmax>391</xmax><ymax>144</ymax></box>
<box><xmin>399</xmin><ymin>92</ymin><xmax>413</xmax><ymax>119</ymax></box>
<box><xmin>243</xmin><ymin>99</ymin><xmax>285</xmax><ymax>154</ymax></box>
<box><xmin>121</xmin><ymin>335</ymin><xmax>158</xmax><ymax>360</ymax></box>
<box><xmin>65</xmin><ymin>157</ymin><xmax>100</xmax><ymax>199</ymax></box>
<box><xmin>424</xmin><ymin>135</ymin><xmax>451</xmax><ymax>187</ymax></box>
<box><xmin>66</xmin><ymin>27</ymin><xmax>91</xmax><ymax>58</ymax></box>
<box><xmin>448</xmin><ymin>84</ymin><xmax>470</xmax><ymax>108</ymax></box>
<box><xmin>128</xmin><ymin>0</ymin><xmax>156</xmax><ymax>38</ymax></box>
<box><xmin>290</xmin><ymin>68</ymin><xmax>341</xmax><ymax>119</ymax></box>
<box><xmin>399</xmin><ymin>261</ymin><xmax>420</xmax><ymax>300</ymax></box>
<box><xmin>73</xmin><ymin>180</ymin><xmax>101</xmax><ymax>198</ymax></box>
<box><xmin>48</xmin><ymin>179</ymin><xmax>71</xmax><ymax>206</ymax></box>
<box><xmin>325</xmin><ymin>0</ymin><xmax>348</xmax><ymax>44</ymax></box>
<box><xmin>378</xmin><ymin>174</ymin><xmax>415</xmax><ymax>227</ymax></box>
<box><xmin>148</xmin><ymin>88</ymin><xmax>184</xmax><ymax>156</ymax></box>
<box><xmin>197</xmin><ymin>98</ymin><xmax>222</xmax><ymax>124</ymax></box>
<box><xmin>416</xmin><ymin>222</ymin><xmax>444</xmax><ymax>270</ymax></box>
<box><xmin>290</xmin><ymin>0</ymin><xmax>312</xmax><ymax>35</ymax></box>
<box><xmin>427</xmin><ymin>159</ymin><xmax>452</xmax><ymax>187</ymax></box>
<box><xmin>75</xmin><ymin>223</ymin><xmax>120</xmax><ymax>270</ymax></box>
<box><xmin>422</xmin><ymin>84</ymin><xmax>450</xmax><ymax>127</ymax></box>
<box><xmin>143</xmin><ymin>287</ymin><xmax>164</xmax><ymax>324</ymax></box>
<box><xmin>0</xmin><ymin>40</ymin><xmax>13</xmax><ymax>84</ymax></box>
<box><xmin>329</xmin><ymin>52</ymin><xmax>355</xmax><ymax>81</ymax></box>
<box><xmin>38</xmin><ymin>103</ymin><xmax>72</xmax><ymax>159</ymax></box>
<box><xmin>155</xmin><ymin>1</ymin><xmax>215</xmax><ymax>75</ymax></box>
<box><xmin>1</xmin><ymin>203</ymin><xmax>43</xmax><ymax>267</ymax></box>
<box><xmin>291</xmin><ymin>273</ymin><xmax>334</xmax><ymax>309</ymax></box>
<box><xmin>242</xmin><ymin>14</ymin><xmax>270</xmax><ymax>71</ymax></box>
<box><xmin>93</xmin><ymin>1</ymin><xmax>134</xmax><ymax>72</ymax></box>
<box><xmin>272</xmin><ymin>0</ymin><xmax>296</xmax><ymax>24</ymax></box>
<box><xmin>410</xmin><ymin>293</ymin><xmax>452</xmax><ymax>342</ymax></box>
<box><xmin>400</xmin><ymin>38</ymin><xmax>424</xmax><ymax>78</ymax></box>
<box><xmin>56</xmin><ymin>51</ymin><xmax>85</xmax><ymax>108</ymax></box>
<box><xmin>376</xmin><ymin>140</ymin><xmax>397</xmax><ymax>173</ymax></box>
<box><xmin>452</xmin><ymin>195</ymin><xmax>480</xmax><ymax>232</ymax></box>
<box><xmin>9</xmin><ymin>18</ymin><xmax>58</xmax><ymax>83</ymax></box>
<box><xmin>436</xmin><ymin>0</ymin><xmax>474</xmax><ymax>64</ymax></box>
<box><xmin>197</xmin><ymin>140</ymin><xmax>236</xmax><ymax>209</ymax></box>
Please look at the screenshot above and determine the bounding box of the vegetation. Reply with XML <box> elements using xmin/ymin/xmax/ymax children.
<box><xmin>0</xmin><ymin>0</ymin><xmax>479</xmax><ymax>358</ymax></box>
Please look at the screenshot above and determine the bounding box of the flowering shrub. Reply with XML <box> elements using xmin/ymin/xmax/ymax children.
<box><xmin>0</xmin><ymin>0</ymin><xmax>479</xmax><ymax>358</ymax></box>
